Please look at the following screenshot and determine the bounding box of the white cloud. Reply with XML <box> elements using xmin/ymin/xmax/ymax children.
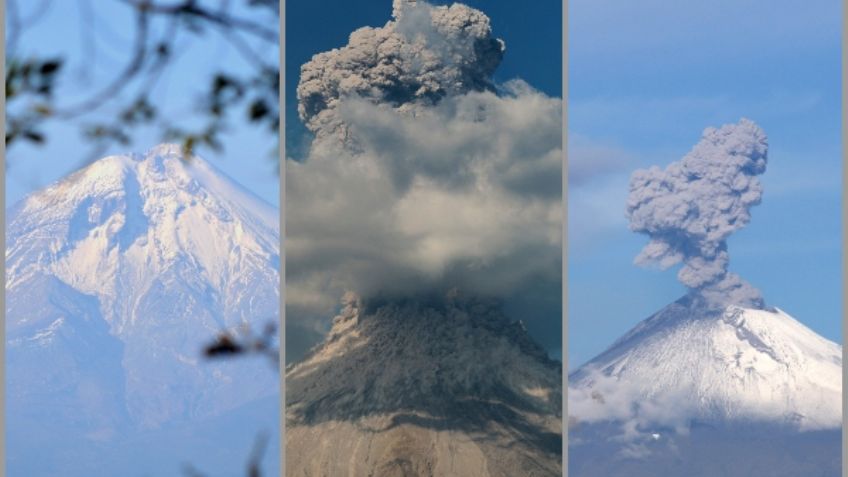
<box><xmin>287</xmin><ymin>83</ymin><xmax>562</xmax><ymax>318</ymax></box>
<box><xmin>569</xmin><ymin>366</ymin><xmax>697</xmax><ymax>449</ymax></box>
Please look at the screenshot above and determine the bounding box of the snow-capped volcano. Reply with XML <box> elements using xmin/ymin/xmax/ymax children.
<box><xmin>568</xmin><ymin>296</ymin><xmax>842</xmax><ymax>477</ymax></box>
<box><xmin>8</xmin><ymin>143</ymin><xmax>278</xmax><ymax>333</ymax></box>
<box><xmin>6</xmin><ymin>144</ymin><xmax>279</xmax><ymax>476</ymax></box>
<box><xmin>286</xmin><ymin>292</ymin><xmax>563</xmax><ymax>477</ymax></box>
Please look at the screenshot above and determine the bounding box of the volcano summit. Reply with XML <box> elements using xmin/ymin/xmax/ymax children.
<box><xmin>6</xmin><ymin>145</ymin><xmax>280</xmax><ymax>476</ymax></box>
<box><xmin>568</xmin><ymin>120</ymin><xmax>842</xmax><ymax>476</ymax></box>
<box><xmin>286</xmin><ymin>292</ymin><xmax>562</xmax><ymax>477</ymax></box>
<box><xmin>568</xmin><ymin>298</ymin><xmax>841</xmax><ymax>477</ymax></box>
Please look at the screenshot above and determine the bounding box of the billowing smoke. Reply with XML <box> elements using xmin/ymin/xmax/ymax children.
<box><xmin>287</xmin><ymin>0</ymin><xmax>562</xmax><ymax>360</ymax></box>
<box><xmin>626</xmin><ymin>118</ymin><xmax>768</xmax><ymax>308</ymax></box>
<box><xmin>297</xmin><ymin>0</ymin><xmax>505</xmax><ymax>144</ymax></box>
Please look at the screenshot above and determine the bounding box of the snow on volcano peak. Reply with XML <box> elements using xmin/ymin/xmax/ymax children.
<box><xmin>6</xmin><ymin>145</ymin><xmax>279</xmax><ymax>446</ymax></box>
<box><xmin>568</xmin><ymin>299</ymin><xmax>841</xmax><ymax>476</ymax></box>
<box><xmin>569</xmin><ymin>301</ymin><xmax>841</xmax><ymax>432</ymax></box>
<box><xmin>7</xmin><ymin>145</ymin><xmax>279</xmax><ymax>332</ymax></box>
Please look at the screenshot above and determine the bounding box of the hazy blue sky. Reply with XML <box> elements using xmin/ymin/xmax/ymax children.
<box><xmin>568</xmin><ymin>0</ymin><xmax>842</xmax><ymax>368</ymax></box>
<box><xmin>5</xmin><ymin>1</ymin><xmax>279</xmax><ymax>207</ymax></box>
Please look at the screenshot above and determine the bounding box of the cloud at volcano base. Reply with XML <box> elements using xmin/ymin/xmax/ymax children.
<box><xmin>287</xmin><ymin>84</ymin><xmax>562</xmax><ymax>308</ymax></box>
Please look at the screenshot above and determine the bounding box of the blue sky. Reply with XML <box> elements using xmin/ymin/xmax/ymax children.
<box><xmin>568</xmin><ymin>0</ymin><xmax>842</xmax><ymax>369</ymax></box>
<box><xmin>5</xmin><ymin>1</ymin><xmax>279</xmax><ymax>207</ymax></box>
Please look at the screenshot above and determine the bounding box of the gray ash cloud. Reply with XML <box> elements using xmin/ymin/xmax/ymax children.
<box><xmin>297</xmin><ymin>0</ymin><xmax>505</xmax><ymax>143</ymax></box>
<box><xmin>286</xmin><ymin>0</ymin><xmax>562</xmax><ymax>362</ymax></box>
<box><xmin>626</xmin><ymin>118</ymin><xmax>768</xmax><ymax>308</ymax></box>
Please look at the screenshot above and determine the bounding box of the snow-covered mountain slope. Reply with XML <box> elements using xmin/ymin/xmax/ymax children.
<box><xmin>286</xmin><ymin>292</ymin><xmax>563</xmax><ymax>477</ymax></box>
<box><xmin>6</xmin><ymin>145</ymin><xmax>279</xmax><ymax>476</ymax></box>
<box><xmin>568</xmin><ymin>296</ymin><xmax>842</xmax><ymax>477</ymax></box>
<box><xmin>7</xmin><ymin>143</ymin><xmax>277</xmax><ymax>333</ymax></box>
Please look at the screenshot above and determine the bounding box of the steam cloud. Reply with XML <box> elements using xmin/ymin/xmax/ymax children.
<box><xmin>287</xmin><ymin>0</ymin><xmax>562</xmax><ymax>359</ymax></box>
<box><xmin>626</xmin><ymin>118</ymin><xmax>768</xmax><ymax>308</ymax></box>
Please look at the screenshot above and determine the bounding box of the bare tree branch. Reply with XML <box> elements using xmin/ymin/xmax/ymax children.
<box><xmin>118</xmin><ymin>0</ymin><xmax>278</xmax><ymax>42</ymax></box>
<box><xmin>54</xmin><ymin>9</ymin><xmax>151</xmax><ymax>118</ymax></box>
<box><xmin>6</xmin><ymin>0</ymin><xmax>52</xmax><ymax>55</ymax></box>
<box><xmin>7</xmin><ymin>0</ymin><xmax>22</xmax><ymax>55</ymax></box>
<box><xmin>6</xmin><ymin>0</ymin><xmax>279</xmax><ymax>168</ymax></box>
<box><xmin>74</xmin><ymin>0</ymin><xmax>98</xmax><ymax>84</ymax></box>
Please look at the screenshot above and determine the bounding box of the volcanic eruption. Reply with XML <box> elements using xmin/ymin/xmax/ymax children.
<box><xmin>568</xmin><ymin>120</ymin><xmax>842</xmax><ymax>477</ymax></box>
<box><xmin>285</xmin><ymin>1</ymin><xmax>563</xmax><ymax>475</ymax></box>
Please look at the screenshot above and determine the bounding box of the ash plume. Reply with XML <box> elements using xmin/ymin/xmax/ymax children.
<box><xmin>287</xmin><ymin>0</ymin><xmax>562</xmax><ymax>360</ymax></box>
<box><xmin>626</xmin><ymin>118</ymin><xmax>768</xmax><ymax>308</ymax></box>
<box><xmin>297</xmin><ymin>0</ymin><xmax>505</xmax><ymax>143</ymax></box>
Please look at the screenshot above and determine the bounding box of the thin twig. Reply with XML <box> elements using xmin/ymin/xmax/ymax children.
<box><xmin>247</xmin><ymin>431</ymin><xmax>270</xmax><ymax>477</ymax></box>
<box><xmin>19</xmin><ymin>0</ymin><xmax>52</xmax><ymax>26</ymax></box>
<box><xmin>53</xmin><ymin>9</ymin><xmax>150</xmax><ymax>118</ymax></box>
<box><xmin>118</xmin><ymin>0</ymin><xmax>277</xmax><ymax>42</ymax></box>
<box><xmin>75</xmin><ymin>0</ymin><xmax>97</xmax><ymax>84</ymax></box>
<box><xmin>7</xmin><ymin>0</ymin><xmax>53</xmax><ymax>55</ymax></box>
<box><xmin>6</xmin><ymin>0</ymin><xmax>22</xmax><ymax>55</ymax></box>
<box><xmin>213</xmin><ymin>23</ymin><xmax>272</xmax><ymax>69</ymax></box>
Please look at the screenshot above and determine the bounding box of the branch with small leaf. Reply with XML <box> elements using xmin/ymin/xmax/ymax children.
<box><xmin>5</xmin><ymin>0</ymin><xmax>279</xmax><ymax>165</ymax></box>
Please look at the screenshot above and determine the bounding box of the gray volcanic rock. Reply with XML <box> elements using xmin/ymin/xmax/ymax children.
<box><xmin>286</xmin><ymin>292</ymin><xmax>562</xmax><ymax>476</ymax></box>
